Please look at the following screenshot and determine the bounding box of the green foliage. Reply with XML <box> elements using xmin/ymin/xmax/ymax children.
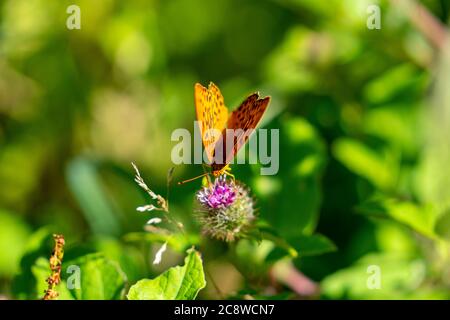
<box><xmin>66</xmin><ymin>158</ymin><xmax>122</xmax><ymax>236</ymax></box>
<box><xmin>434</xmin><ymin>210</ymin><xmax>450</xmax><ymax>241</ymax></box>
<box><xmin>321</xmin><ymin>253</ymin><xmax>427</xmax><ymax>299</ymax></box>
<box><xmin>333</xmin><ymin>138</ymin><xmax>397</xmax><ymax>191</ymax></box>
<box><xmin>12</xmin><ymin>229</ymin><xmax>57</xmax><ymax>299</ymax></box>
<box><xmin>127</xmin><ymin>249</ymin><xmax>206</xmax><ymax>300</ymax></box>
<box><xmin>256</xmin><ymin>117</ymin><xmax>326</xmax><ymax>238</ymax></box>
<box><xmin>1</xmin><ymin>0</ymin><xmax>450</xmax><ymax>300</ymax></box>
<box><xmin>0</xmin><ymin>210</ymin><xmax>30</xmax><ymax>276</ymax></box>
<box><xmin>358</xmin><ymin>198</ymin><xmax>437</xmax><ymax>239</ymax></box>
<box><xmin>363</xmin><ymin>64</ymin><xmax>427</xmax><ymax>105</ymax></box>
<box><xmin>31</xmin><ymin>257</ymin><xmax>74</xmax><ymax>300</ymax></box>
<box><xmin>63</xmin><ymin>253</ymin><xmax>127</xmax><ymax>300</ymax></box>
<box><xmin>12</xmin><ymin>229</ymin><xmax>128</xmax><ymax>300</ymax></box>
<box><xmin>288</xmin><ymin>234</ymin><xmax>337</xmax><ymax>257</ymax></box>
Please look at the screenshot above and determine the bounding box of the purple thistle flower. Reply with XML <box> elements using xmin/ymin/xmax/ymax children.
<box><xmin>195</xmin><ymin>176</ymin><xmax>255</xmax><ymax>242</ymax></box>
<box><xmin>197</xmin><ymin>176</ymin><xmax>236</xmax><ymax>209</ymax></box>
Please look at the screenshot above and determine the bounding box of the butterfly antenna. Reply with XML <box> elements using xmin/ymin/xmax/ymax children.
<box><xmin>177</xmin><ymin>172</ymin><xmax>210</xmax><ymax>185</ymax></box>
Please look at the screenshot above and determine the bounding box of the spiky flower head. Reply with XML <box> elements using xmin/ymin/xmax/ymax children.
<box><xmin>196</xmin><ymin>176</ymin><xmax>255</xmax><ymax>242</ymax></box>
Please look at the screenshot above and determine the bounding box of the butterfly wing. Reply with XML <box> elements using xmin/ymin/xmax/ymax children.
<box><xmin>212</xmin><ymin>92</ymin><xmax>270</xmax><ymax>170</ymax></box>
<box><xmin>194</xmin><ymin>82</ymin><xmax>228</xmax><ymax>163</ymax></box>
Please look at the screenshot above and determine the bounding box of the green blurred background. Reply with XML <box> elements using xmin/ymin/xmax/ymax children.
<box><xmin>0</xmin><ymin>0</ymin><xmax>449</xmax><ymax>299</ymax></box>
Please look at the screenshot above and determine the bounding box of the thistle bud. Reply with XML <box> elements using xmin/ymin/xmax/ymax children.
<box><xmin>196</xmin><ymin>176</ymin><xmax>255</xmax><ymax>242</ymax></box>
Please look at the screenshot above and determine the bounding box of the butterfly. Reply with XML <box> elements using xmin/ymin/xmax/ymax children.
<box><xmin>179</xmin><ymin>82</ymin><xmax>270</xmax><ymax>184</ymax></box>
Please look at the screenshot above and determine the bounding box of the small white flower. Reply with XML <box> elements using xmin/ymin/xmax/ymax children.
<box><xmin>153</xmin><ymin>242</ymin><xmax>167</xmax><ymax>265</ymax></box>
<box><xmin>136</xmin><ymin>204</ymin><xmax>156</xmax><ymax>212</ymax></box>
<box><xmin>146</xmin><ymin>217</ymin><xmax>162</xmax><ymax>225</ymax></box>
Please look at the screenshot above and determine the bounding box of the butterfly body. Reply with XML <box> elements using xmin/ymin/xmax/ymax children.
<box><xmin>211</xmin><ymin>163</ymin><xmax>233</xmax><ymax>178</ymax></box>
<box><xmin>178</xmin><ymin>82</ymin><xmax>270</xmax><ymax>185</ymax></box>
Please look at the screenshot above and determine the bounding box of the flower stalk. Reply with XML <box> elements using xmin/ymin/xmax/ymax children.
<box><xmin>43</xmin><ymin>234</ymin><xmax>65</xmax><ymax>300</ymax></box>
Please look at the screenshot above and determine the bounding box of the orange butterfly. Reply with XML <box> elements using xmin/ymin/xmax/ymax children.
<box><xmin>179</xmin><ymin>82</ymin><xmax>270</xmax><ymax>184</ymax></box>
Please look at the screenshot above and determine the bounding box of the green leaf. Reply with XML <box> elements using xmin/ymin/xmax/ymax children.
<box><xmin>259</xmin><ymin>232</ymin><xmax>297</xmax><ymax>262</ymax></box>
<box><xmin>358</xmin><ymin>198</ymin><xmax>436</xmax><ymax>239</ymax></box>
<box><xmin>127</xmin><ymin>249</ymin><xmax>206</xmax><ymax>300</ymax></box>
<box><xmin>264</xmin><ymin>232</ymin><xmax>336</xmax><ymax>262</ymax></box>
<box><xmin>288</xmin><ymin>234</ymin><xmax>337</xmax><ymax>256</ymax></box>
<box><xmin>333</xmin><ymin>138</ymin><xmax>397</xmax><ymax>190</ymax></box>
<box><xmin>14</xmin><ymin>231</ymin><xmax>127</xmax><ymax>300</ymax></box>
<box><xmin>92</xmin><ymin>237</ymin><xmax>146</xmax><ymax>285</ymax></box>
<box><xmin>63</xmin><ymin>253</ymin><xmax>127</xmax><ymax>300</ymax></box>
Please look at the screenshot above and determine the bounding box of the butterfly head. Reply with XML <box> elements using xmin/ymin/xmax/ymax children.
<box><xmin>212</xmin><ymin>164</ymin><xmax>234</xmax><ymax>181</ymax></box>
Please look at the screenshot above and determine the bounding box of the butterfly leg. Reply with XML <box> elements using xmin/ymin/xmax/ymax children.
<box><xmin>221</xmin><ymin>165</ymin><xmax>235</xmax><ymax>182</ymax></box>
<box><xmin>225</xmin><ymin>171</ymin><xmax>235</xmax><ymax>182</ymax></box>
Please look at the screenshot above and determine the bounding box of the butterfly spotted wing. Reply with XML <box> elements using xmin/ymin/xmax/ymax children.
<box><xmin>211</xmin><ymin>92</ymin><xmax>270</xmax><ymax>173</ymax></box>
<box><xmin>194</xmin><ymin>82</ymin><xmax>228</xmax><ymax>164</ymax></box>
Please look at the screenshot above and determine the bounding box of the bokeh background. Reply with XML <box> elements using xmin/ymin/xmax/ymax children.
<box><xmin>0</xmin><ymin>0</ymin><xmax>449</xmax><ymax>299</ymax></box>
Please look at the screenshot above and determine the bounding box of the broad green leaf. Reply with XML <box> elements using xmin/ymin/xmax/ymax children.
<box><xmin>264</xmin><ymin>232</ymin><xmax>336</xmax><ymax>262</ymax></box>
<box><xmin>358</xmin><ymin>198</ymin><xmax>436</xmax><ymax>239</ymax></box>
<box><xmin>64</xmin><ymin>253</ymin><xmax>127</xmax><ymax>300</ymax></box>
<box><xmin>127</xmin><ymin>249</ymin><xmax>206</xmax><ymax>300</ymax></box>
<box><xmin>259</xmin><ymin>231</ymin><xmax>297</xmax><ymax>259</ymax></box>
<box><xmin>333</xmin><ymin>138</ymin><xmax>397</xmax><ymax>190</ymax></box>
<box><xmin>288</xmin><ymin>234</ymin><xmax>337</xmax><ymax>256</ymax></box>
<box><xmin>254</xmin><ymin>224</ymin><xmax>336</xmax><ymax>262</ymax></box>
<box><xmin>92</xmin><ymin>237</ymin><xmax>146</xmax><ymax>285</ymax></box>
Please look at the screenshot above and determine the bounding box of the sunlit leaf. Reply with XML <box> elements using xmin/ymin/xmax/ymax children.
<box><xmin>64</xmin><ymin>253</ymin><xmax>127</xmax><ymax>300</ymax></box>
<box><xmin>333</xmin><ymin>138</ymin><xmax>397</xmax><ymax>190</ymax></box>
<box><xmin>264</xmin><ymin>232</ymin><xmax>336</xmax><ymax>262</ymax></box>
<box><xmin>127</xmin><ymin>248</ymin><xmax>205</xmax><ymax>300</ymax></box>
<box><xmin>358</xmin><ymin>198</ymin><xmax>436</xmax><ymax>239</ymax></box>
